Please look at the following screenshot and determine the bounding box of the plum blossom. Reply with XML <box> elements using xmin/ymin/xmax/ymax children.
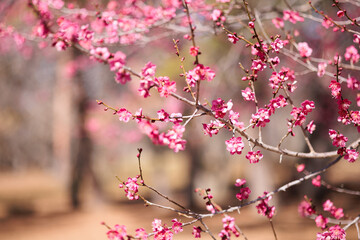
<box><xmin>245</xmin><ymin>150</ymin><xmax>263</xmax><ymax>163</ymax></box>
<box><xmin>312</xmin><ymin>175</ymin><xmax>321</xmax><ymax>187</ymax></box>
<box><xmin>117</xmin><ymin>108</ymin><xmax>132</xmax><ymax>122</ymax></box>
<box><xmin>272</xmin><ymin>17</ymin><xmax>284</xmax><ymax>29</ymax></box>
<box><xmin>225</xmin><ymin>137</ymin><xmax>244</xmax><ymax>155</ymax></box>
<box><xmin>298</xmin><ymin>197</ymin><xmax>315</xmax><ymax>217</ymax></box>
<box><xmin>344</xmin><ymin>149</ymin><xmax>359</xmax><ymax>162</ymax></box>
<box><xmin>241</xmin><ymin>87</ymin><xmax>255</xmax><ymax>101</ymax></box>
<box><xmin>283</xmin><ymin>10</ymin><xmax>304</xmax><ymax>24</ymax></box>
<box><xmin>344</xmin><ymin>45</ymin><xmax>360</xmax><ymax>63</ymax></box>
<box><xmin>155</xmin><ymin>76</ymin><xmax>176</xmax><ymax>98</ymax></box>
<box><xmin>229</xmin><ymin>110</ymin><xmax>244</xmax><ymax>129</ymax></box>
<box><xmin>298</xmin><ymin>42</ymin><xmax>313</xmax><ymax>57</ymax></box>
<box><xmin>270</xmin><ymin>38</ymin><xmax>284</xmax><ymax>52</ymax></box>
<box><xmin>135</xmin><ymin>228</ymin><xmax>148</xmax><ymax>240</ymax></box>
<box><xmin>227</xmin><ymin>34</ymin><xmax>238</xmax><ymax>44</ymax></box>
<box><xmin>329</xmin><ymin>81</ymin><xmax>342</xmax><ymax>99</ymax></box>
<box><xmin>202</xmin><ymin>120</ymin><xmax>225</xmax><ymax>137</ymax></box>
<box><xmin>186</xmin><ymin>64</ymin><xmax>215</xmax><ymax>87</ymax></box>
<box><xmin>236</xmin><ymin>187</ymin><xmax>251</xmax><ymax>201</ymax></box>
<box><xmin>347</xmin><ymin>76</ymin><xmax>360</xmax><ymax>90</ymax></box>
<box><xmin>189</xmin><ymin>46</ymin><xmax>200</xmax><ymax>56</ymax></box>
<box><xmin>211</xmin><ymin>98</ymin><xmax>232</xmax><ymax>118</ymax></box>
<box><xmin>316</xmin><ymin>225</ymin><xmax>346</xmax><ymax>240</ymax></box>
<box><xmin>192</xmin><ymin>226</ymin><xmax>202</xmax><ymax>238</ymax></box>
<box><xmin>219</xmin><ymin>216</ymin><xmax>240</xmax><ymax>239</ymax></box>
<box><xmin>317</xmin><ymin>62</ymin><xmax>327</xmax><ymax>77</ymax></box>
<box><xmin>119</xmin><ymin>176</ymin><xmax>141</xmax><ymax>200</ymax></box>
<box><xmin>328</xmin><ymin>129</ymin><xmax>348</xmax><ymax>148</ymax></box>
<box><xmin>107</xmin><ymin>224</ymin><xmax>127</xmax><ymax>240</ymax></box>
<box><xmin>306</xmin><ymin>120</ymin><xmax>316</xmax><ymax>134</ymax></box>
<box><xmin>251</xmin><ymin>108</ymin><xmax>270</xmax><ymax>127</ymax></box>
<box><xmin>171</xmin><ymin>219</ymin><xmax>183</xmax><ymax>234</ymax></box>
<box><xmin>297</xmin><ymin>164</ymin><xmax>305</xmax><ymax>172</ymax></box>
<box><xmin>256</xmin><ymin>192</ymin><xmax>275</xmax><ymax>219</ymax></box>
<box><xmin>315</xmin><ymin>215</ymin><xmax>328</xmax><ymax>229</ymax></box>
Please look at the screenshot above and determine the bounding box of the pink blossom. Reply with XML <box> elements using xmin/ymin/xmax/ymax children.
<box><xmin>283</xmin><ymin>10</ymin><xmax>304</xmax><ymax>24</ymax></box>
<box><xmin>109</xmin><ymin>51</ymin><xmax>126</xmax><ymax>72</ymax></box>
<box><xmin>115</xmin><ymin>69</ymin><xmax>131</xmax><ymax>84</ymax></box>
<box><xmin>142</xmin><ymin>62</ymin><xmax>156</xmax><ymax>77</ymax></box>
<box><xmin>235</xmin><ymin>178</ymin><xmax>246</xmax><ymax>187</ymax></box>
<box><xmin>344</xmin><ymin>45</ymin><xmax>360</xmax><ymax>63</ymax></box>
<box><xmin>157</xmin><ymin>109</ymin><xmax>170</xmax><ymax>122</ymax></box>
<box><xmin>236</xmin><ymin>187</ymin><xmax>251</xmax><ymax>201</ymax></box>
<box><xmin>246</xmin><ymin>150</ymin><xmax>263</xmax><ymax>163</ymax></box>
<box><xmin>161</xmin><ymin>124</ymin><xmax>186</xmax><ymax>152</ymax></box>
<box><xmin>117</xmin><ymin>108</ymin><xmax>132</xmax><ymax>122</ymax></box>
<box><xmin>251</xmin><ymin>108</ymin><xmax>270</xmax><ymax>127</ymax></box>
<box><xmin>119</xmin><ymin>176</ymin><xmax>140</xmax><ymax>200</ymax></box>
<box><xmin>192</xmin><ymin>226</ymin><xmax>202</xmax><ymax>238</ymax></box>
<box><xmin>219</xmin><ymin>216</ymin><xmax>240</xmax><ymax>239</ymax></box>
<box><xmin>306</xmin><ymin>120</ymin><xmax>316</xmax><ymax>134</ymax></box>
<box><xmin>202</xmin><ymin>120</ymin><xmax>225</xmax><ymax>137</ymax></box>
<box><xmin>272</xmin><ymin>17</ymin><xmax>284</xmax><ymax>29</ymax></box>
<box><xmin>322</xmin><ymin>17</ymin><xmax>334</xmax><ymax>29</ymax></box>
<box><xmin>248</xmin><ymin>21</ymin><xmax>255</xmax><ymax>28</ymax></box>
<box><xmin>211</xmin><ymin>98</ymin><xmax>232</xmax><ymax>118</ymax></box>
<box><xmin>316</xmin><ymin>225</ymin><xmax>346</xmax><ymax>240</ymax></box>
<box><xmin>332</xmin><ymin>207</ymin><xmax>344</xmax><ymax>219</ymax></box>
<box><xmin>107</xmin><ymin>224</ymin><xmax>127</xmax><ymax>240</ymax></box>
<box><xmin>227</xmin><ymin>34</ymin><xmax>238</xmax><ymax>44</ymax></box>
<box><xmin>344</xmin><ymin>149</ymin><xmax>359</xmax><ymax>162</ymax></box>
<box><xmin>322</xmin><ymin>199</ymin><xmax>334</xmax><ymax>211</ymax></box>
<box><xmin>211</xmin><ymin>9</ymin><xmax>225</xmax><ymax>23</ymax></box>
<box><xmin>270</xmin><ymin>38</ymin><xmax>284</xmax><ymax>52</ymax></box>
<box><xmin>354</xmin><ymin>34</ymin><xmax>360</xmax><ymax>45</ymax></box>
<box><xmin>241</xmin><ymin>87</ymin><xmax>255</xmax><ymax>101</ymax></box>
<box><xmin>315</xmin><ymin>215</ymin><xmax>328</xmax><ymax>229</ymax></box>
<box><xmin>328</xmin><ymin>129</ymin><xmax>348</xmax><ymax>148</ymax></box>
<box><xmin>229</xmin><ymin>110</ymin><xmax>245</xmax><ymax>129</ymax></box>
<box><xmin>337</xmin><ymin>10</ymin><xmax>345</xmax><ymax>17</ymax></box>
<box><xmin>298</xmin><ymin>198</ymin><xmax>315</xmax><ymax>217</ymax></box>
<box><xmin>298</xmin><ymin>42</ymin><xmax>313</xmax><ymax>57</ymax></box>
<box><xmin>317</xmin><ymin>62</ymin><xmax>327</xmax><ymax>77</ymax></box>
<box><xmin>225</xmin><ymin>137</ymin><xmax>244</xmax><ymax>155</ymax></box>
<box><xmin>297</xmin><ymin>164</ymin><xmax>305</xmax><ymax>172</ymax></box>
<box><xmin>171</xmin><ymin>219</ymin><xmax>183</xmax><ymax>234</ymax></box>
<box><xmin>312</xmin><ymin>175</ymin><xmax>321</xmax><ymax>187</ymax></box>
<box><xmin>350</xmin><ymin>110</ymin><xmax>360</xmax><ymax>125</ymax></box>
<box><xmin>189</xmin><ymin>46</ymin><xmax>200</xmax><ymax>56</ymax></box>
<box><xmin>347</xmin><ymin>76</ymin><xmax>360</xmax><ymax>90</ymax></box>
<box><xmin>256</xmin><ymin>192</ymin><xmax>275</xmax><ymax>219</ymax></box>
<box><xmin>186</xmin><ymin>64</ymin><xmax>215</xmax><ymax>87</ymax></box>
<box><xmin>329</xmin><ymin>80</ymin><xmax>342</xmax><ymax>99</ymax></box>
<box><xmin>301</xmin><ymin>100</ymin><xmax>315</xmax><ymax>114</ymax></box>
<box><xmin>135</xmin><ymin>228</ymin><xmax>148</xmax><ymax>240</ymax></box>
<box><xmin>155</xmin><ymin>76</ymin><xmax>177</xmax><ymax>97</ymax></box>
<box><xmin>251</xmin><ymin>59</ymin><xmax>267</xmax><ymax>72</ymax></box>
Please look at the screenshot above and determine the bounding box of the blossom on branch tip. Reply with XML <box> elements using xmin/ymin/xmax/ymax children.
<box><xmin>119</xmin><ymin>176</ymin><xmax>140</xmax><ymax>200</ymax></box>
<box><xmin>241</xmin><ymin>87</ymin><xmax>255</xmax><ymax>101</ymax></box>
<box><xmin>189</xmin><ymin>46</ymin><xmax>200</xmax><ymax>56</ymax></box>
<box><xmin>329</xmin><ymin>81</ymin><xmax>341</xmax><ymax>99</ymax></box>
<box><xmin>344</xmin><ymin>149</ymin><xmax>359</xmax><ymax>163</ymax></box>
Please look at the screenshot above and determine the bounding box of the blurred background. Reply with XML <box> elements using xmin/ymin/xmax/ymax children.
<box><xmin>0</xmin><ymin>0</ymin><xmax>359</xmax><ymax>239</ymax></box>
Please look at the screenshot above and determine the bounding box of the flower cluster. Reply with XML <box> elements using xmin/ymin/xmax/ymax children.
<box><xmin>322</xmin><ymin>200</ymin><xmax>344</xmax><ymax>219</ymax></box>
<box><xmin>235</xmin><ymin>178</ymin><xmax>251</xmax><ymax>201</ymax></box>
<box><xmin>151</xmin><ymin>218</ymin><xmax>183</xmax><ymax>240</ymax></box>
<box><xmin>287</xmin><ymin>100</ymin><xmax>315</xmax><ymax>135</ymax></box>
<box><xmin>225</xmin><ymin>137</ymin><xmax>244</xmax><ymax>155</ymax></box>
<box><xmin>118</xmin><ymin>176</ymin><xmax>142</xmax><ymax>200</ymax></box>
<box><xmin>298</xmin><ymin>197</ymin><xmax>316</xmax><ymax>217</ymax></box>
<box><xmin>219</xmin><ymin>216</ymin><xmax>240</xmax><ymax>239</ymax></box>
<box><xmin>245</xmin><ymin>150</ymin><xmax>263</xmax><ymax>164</ymax></box>
<box><xmin>256</xmin><ymin>192</ymin><xmax>275</xmax><ymax>219</ymax></box>
<box><xmin>211</xmin><ymin>98</ymin><xmax>233</xmax><ymax>118</ymax></box>
<box><xmin>186</xmin><ymin>64</ymin><xmax>216</xmax><ymax>87</ymax></box>
<box><xmin>316</xmin><ymin>225</ymin><xmax>346</xmax><ymax>240</ymax></box>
